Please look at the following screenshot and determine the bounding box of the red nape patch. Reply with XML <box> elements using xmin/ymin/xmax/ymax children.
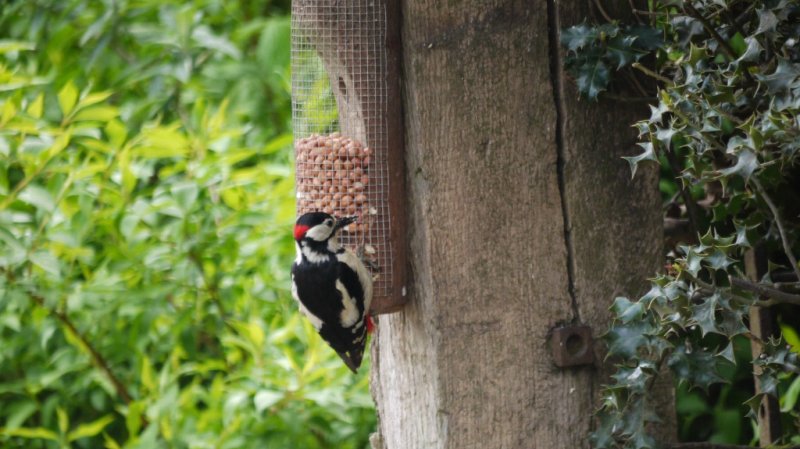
<box><xmin>294</xmin><ymin>224</ymin><xmax>310</xmax><ymax>240</ymax></box>
<box><xmin>366</xmin><ymin>315</ymin><xmax>375</xmax><ymax>334</ymax></box>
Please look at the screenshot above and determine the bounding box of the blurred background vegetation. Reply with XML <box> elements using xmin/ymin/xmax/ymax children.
<box><xmin>0</xmin><ymin>1</ymin><xmax>376</xmax><ymax>448</ymax></box>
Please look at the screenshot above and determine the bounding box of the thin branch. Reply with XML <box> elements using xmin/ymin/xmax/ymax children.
<box><xmin>628</xmin><ymin>69</ymin><xmax>650</xmax><ymax>98</ymax></box>
<box><xmin>619</xmin><ymin>69</ymin><xmax>649</xmax><ymax>98</ymax></box>
<box><xmin>628</xmin><ymin>0</ymin><xmax>646</xmax><ymax>24</ymax></box>
<box><xmin>683</xmin><ymin>3</ymin><xmax>737</xmax><ymax>60</ymax></box>
<box><xmin>602</xmin><ymin>93</ymin><xmax>653</xmax><ymax>103</ymax></box>
<box><xmin>189</xmin><ymin>252</ymin><xmax>237</xmax><ymax>334</ymax></box>
<box><xmin>632</xmin><ymin>62</ymin><xmax>674</xmax><ymax>86</ymax></box>
<box><xmin>592</xmin><ymin>0</ymin><xmax>613</xmax><ymax>22</ymax></box>
<box><xmin>29</xmin><ymin>294</ymin><xmax>134</xmax><ymax>405</ymax></box>
<box><xmin>631</xmin><ymin>8</ymin><xmax>659</xmax><ymax>17</ymax></box>
<box><xmin>752</xmin><ymin>177</ymin><xmax>800</xmax><ymax>282</ymax></box>
<box><xmin>665</xmin><ymin>217</ymin><xmax>697</xmax><ymax>246</ymax></box>
<box><xmin>733</xmin><ymin>2</ymin><xmax>758</xmax><ymax>31</ymax></box>
<box><xmin>685</xmin><ymin>272</ymin><xmax>716</xmax><ymax>293</ymax></box>
<box><xmin>664</xmin><ymin>149</ymin><xmax>700</xmax><ymax>240</ymax></box>
<box><xmin>730</xmin><ymin>277</ymin><xmax>800</xmax><ymax>307</ymax></box>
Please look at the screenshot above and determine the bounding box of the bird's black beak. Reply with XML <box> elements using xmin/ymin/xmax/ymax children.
<box><xmin>333</xmin><ymin>216</ymin><xmax>357</xmax><ymax>232</ymax></box>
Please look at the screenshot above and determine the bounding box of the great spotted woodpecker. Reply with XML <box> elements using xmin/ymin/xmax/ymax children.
<box><xmin>291</xmin><ymin>212</ymin><xmax>374</xmax><ymax>372</ymax></box>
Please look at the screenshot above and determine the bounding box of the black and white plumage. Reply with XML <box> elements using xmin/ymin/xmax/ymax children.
<box><xmin>291</xmin><ymin>212</ymin><xmax>373</xmax><ymax>372</ymax></box>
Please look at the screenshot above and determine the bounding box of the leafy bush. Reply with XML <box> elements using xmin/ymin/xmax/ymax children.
<box><xmin>0</xmin><ymin>1</ymin><xmax>375</xmax><ymax>448</ymax></box>
<box><xmin>563</xmin><ymin>0</ymin><xmax>800</xmax><ymax>447</ymax></box>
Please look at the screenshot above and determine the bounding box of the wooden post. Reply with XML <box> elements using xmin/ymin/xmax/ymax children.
<box><xmin>746</xmin><ymin>247</ymin><xmax>783</xmax><ymax>445</ymax></box>
<box><xmin>369</xmin><ymin>0</ymin><xmax>675</xmax><ymax>447</ymax></box>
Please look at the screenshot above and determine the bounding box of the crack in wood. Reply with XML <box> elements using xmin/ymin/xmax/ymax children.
<box><xmin>546</xmin><ymin>0</ymin><xmax>580</xmax><ymax>323</ymax></box>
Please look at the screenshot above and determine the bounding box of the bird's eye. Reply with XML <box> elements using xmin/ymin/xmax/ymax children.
<box><xmin>324</xmin><ymin>219</ymin><xmax>333</xmax><ymax>226</ymax></box>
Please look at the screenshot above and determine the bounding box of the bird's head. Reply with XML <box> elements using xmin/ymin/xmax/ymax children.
<box><xmin>294</xmin><ymin>212</ymin><xmax>357</xmax><ymax>243</ymax></box>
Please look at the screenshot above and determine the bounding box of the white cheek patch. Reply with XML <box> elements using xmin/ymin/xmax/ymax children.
<box><xmin>337</xmin><ymin>280</ymin><xmax>360</xmax><ymax>328</ymax></box>
<box><xmin>327</xmin><ymin>235</ymin><xmax>343</xmax><ymax>253</ymax></box>
<box><xmin>305</xmin><ymin>224</ymin><xmax>332</xmax><ymax>241</ymax></box>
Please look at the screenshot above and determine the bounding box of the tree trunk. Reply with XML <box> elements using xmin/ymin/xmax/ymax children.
<box><xmin>370</xmin><ymin>1</ymin><xmax>675</xmax><ymax>448</ymax></box>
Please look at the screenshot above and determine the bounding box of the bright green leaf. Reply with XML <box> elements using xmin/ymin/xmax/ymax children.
<box><xmin>58</xmin><ymin>81</ymin><xmax>79</xmax><ymax>116</ymax></box>
<box><xmin>0</xmin><ymin>427</ymin><xmax>59</xmax><ymax>440</ymax></box>
<box><xmin>67</xmin><ymin>415</ymin><xmax>115</xmax><ymax>442</ymax></box>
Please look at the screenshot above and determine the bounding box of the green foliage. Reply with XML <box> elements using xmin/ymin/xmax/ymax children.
<box><xmin>561</xmin><ymin>23</ymin><xmax>662</xmax><ymax>99</ymax></box>
<box><xmin>0</xmin><ymin>1</ymin><xmax>375</xmax><ymax>448</ymax></box>
<box><xmin>564</xmin><ymin>0</ymin><xmax>800</xmax><ymax>447</ymax></box>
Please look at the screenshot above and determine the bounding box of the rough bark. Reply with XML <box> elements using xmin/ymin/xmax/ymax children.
<box><xmin>370</xmin><ymin>1</ymin><xmax>674</xmax><ymax>448</ymax></box>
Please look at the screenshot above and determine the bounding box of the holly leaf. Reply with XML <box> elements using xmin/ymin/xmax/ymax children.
<box><xmin>717</xmin><ymin>342</ymin><xmax>736</xmax><ymax>364</ymax></box>
<box><xmin>755</xmin><ymin>9</ymin><xmax>778</xmax><ymax>35</ymax></box>
<box><xmin>648</xmin><ymin>102</ymin><xmax>669</xmax><ymax>125</ymax></box>
<box><xmin>561</xmin><ymin>23</ymin><xmax>599</xmax><ymax>52</ymax></box>
<box><xmin>744</xmin><ymin>393</ymin><xmax>766</xmax><ymax>418</ymax></box>
<box><xmin>606</xmin><ymin>34</ymin><xmax>640</xmax><ymax>69</ymax></box>
<box><xmin>691</xmin><ymin>293</ymin><xmax>719</xmax><ymax>337</ymax></box>
<box><xmin>611</xmin><ymin>364</ymin><xmax>651</xmax><ymax>393</ymax></box>
<box><xmin>606</xmin><ymin>320</ymin><xmax>654</xmax><ymax>358</ymax></box>
<box><xmin>737</xmin><ymin>36</ymin><xmax>762</xmax><ymax>63</ymax></box>
<box><xmin>623</xmin><ymin>142</ymin><xmax>658</xmax><ymax>178</ymax></box>
<box><xmin>576</xmin><ymin>58</ymin><xmax>610</xmax><ymax>100</ymax></box>
<box><xmin>706</xmin><ymin>248</ymin><xmax>734</xmax><ymax>271</ymax></box>
<box><xmin>668</xmin><ymin>344</ymin><xmax>726</xmax><ymax>391</ymax></box>
<box><xmin>719</xmin><ymin>149</ymin><xmax>758</xmax><ymax>180</ymax></box>
<box><xmin>628</xmin><ymin>25</ymin><xmax>663</xmax><ymax>51</ymax></box>
<box><xmin>612</xmin><ymin>296</ymin><xmax>644</xmax><ymax>323</ymax></box>
<box><xmin>718</xmin><ymin>307</ymin><xmax>748</xmax><ymax>337</ymax></box>
<box><xmin>756</xmin><ymin>59</ymin><xmax>800</xmax><ymax>94</ymax></box>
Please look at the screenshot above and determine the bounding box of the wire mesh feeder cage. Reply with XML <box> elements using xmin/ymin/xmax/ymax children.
<box><xmin>291</xmin><ymin>0</ymin><xmax>406</xmax><ymax>313</ymax></box>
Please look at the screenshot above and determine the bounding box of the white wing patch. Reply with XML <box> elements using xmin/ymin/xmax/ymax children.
<box><xmin>336</xmin><ymin>249</ymin><xmax>373</xmax><ymax>312</ymax></box>
<box><xmin>292</xmin><ymin>274</ymin><xmax>323</xmax><ymax>330</ymax></box>
<box><xmin>337</xmin><ymin>279</ymin><xmax>360</xmax><ymax>327</ymax></box>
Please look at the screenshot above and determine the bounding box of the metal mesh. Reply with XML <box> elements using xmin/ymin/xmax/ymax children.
<box><xmin>291</xmin><ymin>0</ymin><xmax>392</xmax><ymax>298</ymax></box>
